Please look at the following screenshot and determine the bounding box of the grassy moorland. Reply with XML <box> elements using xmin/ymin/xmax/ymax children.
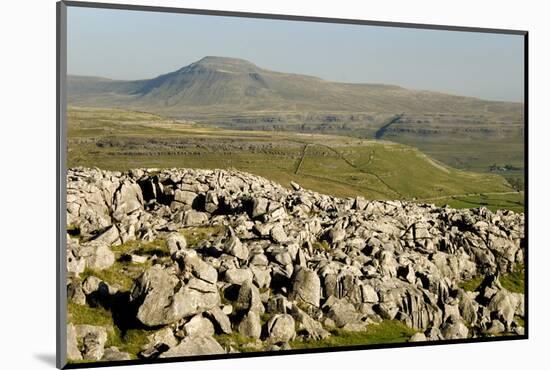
<box><xmin>67</xmin><ymin>106</ymin><xmax>522</xmax><ymax>212</ymax></box>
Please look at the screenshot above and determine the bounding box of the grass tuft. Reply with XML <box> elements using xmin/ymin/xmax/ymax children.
<box><xmin>290</xmin><ymin>320</ymin><xmax>417</xmax><ymax>349</ymax></box>
<box><xmin>214</xmin><ymin>333</ymin><xmax>262</xmax><ymax>353</ymax></box>
<box><xmin>459</xmin><ymin>264</ymin><xmax>525</xmax><ymax>294</ymax></box>
<box><xmin>179</xmin><ymin>225</ymin><xmax>226</xmax><ymax>248</ymax></box>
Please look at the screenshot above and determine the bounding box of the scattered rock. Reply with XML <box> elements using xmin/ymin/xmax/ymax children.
<box><xmin>159</xmin><ymin>335</ymin><xmax>225</xmax><ymax>358</ymax></box>
<box><xmin>65</xmin><ymin>167</ymin><xmax>526</xmax><ymax>360</ymax></box>
<box><xmin>236</xmin><ymin>280</ymin><xmax>265</xmax><ymax>314</ymax></box>
<box><xmin>102</xmin><ymin>347</ymin><xmax>131</xmax><ymax>361</ymax></box>
<box><xmin>75</xmin><ymin>325</ymin><xmax>108</xmax><ymax>361</ymax></box>
<box><xmin>184</xmin><ymin>314</ymin><xmax>215</xmax><ymax>337</ymax></box>
<box><xmin>290</xmin><ymin>268</ymin><xmax>321</xmax><ymax>307</ymax></box>
<box><xmin>166</xmin><ymin>233</ymin><xmax>187</xmax><ymax>255</ymax></box>
<box><xmin>184</xmin><ymin>210</ymin><xmax>209</xmax><ymax>226</ymax></box>
<box><xmin>238</xmin><ymin>311</ymin><xmax>262</xmax><ymax>339</ymax></box>
<box><xmin>224</xmin><ymin>268</ymin><xmax>253</xmax><ymax>285</ymax></box>
<box><xmin>67</xmin><ymin>324</ymin><xmax>82</xmax><ymax>361</ymax></box>
<box><xmin>224</xmin><ymin>232</ymin><xmax>248</xmax><ymax>260</ymax></box>
<box><xmin>266</xmin><ymin>314</ymin><xmax>296</xmax><ymax>343</ymax></box>
<box><xmin>207</xmin><ymin>307</ymin><xmax>232</xmax><ymax>334</ymax></box>
<box><xmin>409</xmin><ymin>332</ymin><xmax>427</xmax><ymax>342</ymax></box>
<box><xmin>80</xmin><ymin>242</ymin><xmax>115</xmax><ymax>270</ymax></box>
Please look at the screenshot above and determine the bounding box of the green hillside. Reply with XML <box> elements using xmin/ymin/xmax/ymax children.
<box><xmin>67</xmin><ymin>107</ymin><xmax>522</xmax><ymax>211</ymax></box>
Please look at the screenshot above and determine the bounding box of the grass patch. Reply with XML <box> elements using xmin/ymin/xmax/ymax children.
<box><xmin>500</xmin><ymin>264</ymin><xmax>525</xmax><ymax>293</ymax></box>
<box><xmin>459</xmin><ymin>264</ymin><xmax>525</xmax><ymax>294</ymax></box>
<box><xmin>81</xmin><ymin>238</ymin><xmax>171</xmax><ymax>291</ymax></box>
<box><xmin>260</xmin><ymin>313</ymin><xmax>274</xmax><ymax>326</ymax></box>
<box><xmin>179</xmin><ymin>225</ymin><xmax>226</xmax><ymax>247</ymax></box>
<box><xmin>514</xmin><ymin>315</ymin><xmax>525</xmax><ymax>327</ymax></box>
<box><xmin>214</xmin><ymin>333</ymin><xmax>263</xmax><ymax>353</ymax></box>
<box><xmin>312</xmin><ymin>240</ymin><xmax>330</xmax><ymax>252</ymax></box>
<box><xmin>80</xmin><ymin>263</ymin><xmax>138</xmax><ymax>292</ymax></box>
<box><xmin>433</xmin><ymin>193</ymin><xmax>524</xmax><ymax>214</ymax></box>
<box><xmin>290</xmin><ymin>320</ymin><xmax>416</xmax><ymax>349</ymax></box>
<box><xmin>68</xmin><ymin>302</ymin><xmax>113</xmax><ymax>327</ymax></box>
<box><xmin>106</xmin><ymin>327</ymin><xmax>150</xmax><ymax>359</ymax></box>
<box><xmin>111</xmin><ymin>238</ymin><xmax>169</xmax><ymax>257</ymax></box>
<box><xmin>68</xmin><ymin>303</ymin><xmax>151</xmax><ymax>360</ymax></box>
<box><xmin>458</xmin><ymin>276</ymin><xmax>485</xmax><ymax>292</ymax></box>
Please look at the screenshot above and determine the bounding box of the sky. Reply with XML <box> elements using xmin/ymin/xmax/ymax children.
<box><xmin>67</xmin><ymin>6</ymin><xmax>525</xmax><ymax>102</ymax></box>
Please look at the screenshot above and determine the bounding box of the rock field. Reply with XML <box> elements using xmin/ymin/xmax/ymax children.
<box><xmin>66</xmin><ymin>167</ymin><xmax>525</xmax><ymax>362</ymax></box>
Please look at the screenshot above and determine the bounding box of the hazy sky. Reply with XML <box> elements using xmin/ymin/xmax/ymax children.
<box><xmin>67</xmin><ymin>6</ymin><xmax>525</xmax><ymax>102</ymax></box>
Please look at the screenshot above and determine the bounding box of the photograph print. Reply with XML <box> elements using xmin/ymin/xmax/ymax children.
<box><xmin>60</xmin><ymin>2</ymin><xmax>527</xmax><ymax>367</ymax></box>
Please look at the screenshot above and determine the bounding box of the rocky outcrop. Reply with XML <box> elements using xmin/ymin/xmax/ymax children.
<box><xmin>66</xmin><ymin>167</ymin><xmax>525</xmax><ymax>360</ymax></box>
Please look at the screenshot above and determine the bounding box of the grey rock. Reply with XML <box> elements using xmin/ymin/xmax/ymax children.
<box><xmin>183</xmin><ymin>210</ymin><xmax>209</xmax><ymax>226</ymax></box>
<box><xmin>113</xmin><ymin>181</ymin><xmax>143</xmax><ymax>221</ymax></box>
<box><xmin>326</xmin><ymin>298</ymin><xmax>361</xmax><ymax>327</ymax></box>
<box><xmin>67</xmin><ymin>324</ymin><xmax>82</xmax><ymax>361</ymax></box>
<box><xmin>224</xmin><ymin>268</ymin><xmax>253</xmax><ymax>285</ymax></box>
<box><xmin>75</xmin><ymin>325</ymin><xmax>108</xmax><ymax>361</ymax></box>
<box><xmin>181</xmin><ymin>252</ymin><xmax>218</xmax><ymax>284</ymax></box>
<box><xmin>441</xmin><ymin>318</ymin><xmax>469</xmax><ymax>340</ymax></box>
<box><xmin>207</xmin><ymin>307</ymin><xmax>232</xmax><ymax>334</ymax></box>
<box><xmin>82</xmin><ymin>276</ymin><xmax>116</xmax><ymax>296</ymax></box>
<box><xmin>174</xmin><ymin>189</ymin><xmax>198</xmax><ymax>205</ymax></box>
<box><xmin>290</xmin><ymin>268</ymin><xmax>321</xmax><ymax>307</ymax></box>
<box><xmin>425</xmin><ymin>326</ymin><xmax>443</xmax><ymax>341</ymax></box>
<box><xmin>224</xmin><ymin>233</ymin><xmax>249</xmax><ymax>261</ymax></box>
<box><xmin>409</xmin><ymin>332</ymin><xmax>427</xmax><ymax>342</ymax></box>
<box><xmin>238</xmin><ymin>311</ymin><xmax>262</xmax><ymax>339</ymax></box>
<box><xmin>270</xmin><ymin>224</ymin><xmax>288</xmax><ymax>243</ymax></box>
<box><xmin>252</xmin><ymin>197</ymin><xmax>269</xmax><ymax>218</ymax></box>
<box><xmin>266</xmin><ymin>314</ymin><xmax>296</xmax><ymax>343</ymax></box>
<box><xmin>172</xmin><ymin>279</ymin><xmax>221</xmax><ymax>319</ymax></box>
<box><xmin>159</xmin><ymin>335</ymin><xmax>225</xmax><ymax>358</ymax></box>
<box><xmin>236</xmin><ymin>280</ymin><xmax>265</xmax><ymax>314</ymax></box>
<box><xmin>140</xmin><ymin>327</ymin><xmax>178</xmax><ymax>358</ymax></box>
<box><xmin>93</xmin><ymin>225</ymin><xmax>121</xmax><ymax>246</ymax></box>
<box><xmin>488</xmin><ymin>290</ymin><xmax>516</xmax><ymax>328</ymax></box>
<box><xmin>67</xmin><ymin>279</ymin><xmax>86</xmax><ymax>305</ymax></box>
<box><xmin>251</xmin><ymin>265</ymin><xmax>272</xmax><ymax>289</ymax></box>
<box><xmin>290</xmin><ymin>305</ymin><xmax>330</xmax><ymax>340</ymax></box>
<box><xmin>66</xmin><ymin>246</ymin><xmax>86</xmax><ymax>277</ymax></box>
<box><xmin>166</xmin><ymin>233</ymin><xmax>187</xmax><ymax>255</ymax></box>
<box><xmin>65</xmin><ymin>167</ymin><xmax>526</xmax><ymax>347</ymax></box>
<box><xmin>354</xmin><ymin>196</ymin><xmax>368</xmax><ymax>211</ymax></box>
<box><xmin>80</xmin><ymin>242</ymin><xmax>115</xmax><ymax>270</ymax></box>
<box><xmin>102</xmin><ymin>347</ymin><xmax>131</xmax><ymax>361</ymax></box>
<box><xmin>290</xmin><ymin>181</ymin><xmax>301</xmax><ymax>191</ymax></box>
<box><xmin>184</xmin><ymin>314</ymin><xmax>215</xmax><ymax>337</ymax></box>
<box><xmin>360</xmin><ymin>284</ymin><xmax>379</xmax><ymax>304</ymax></box>
<box><xmin>483</xmin><ymin>320</ymin><xmax>506</xmax><ymax>335</ymax></box>
<box><xmin>131</xmin><ymin>266</ymin><xmax>181</xmax><ymax>326</ymax></box>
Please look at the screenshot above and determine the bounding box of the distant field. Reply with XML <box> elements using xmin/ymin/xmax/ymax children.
<box><xmin>389</xmin><ymin>138</ymin><xmax>525</xmax><ymax>190</ymax></box>
<box><xmin>213</xmin><ymin>116</ymin><xmax>525</xmax><ymax>191</ymax></box>
<box><xmin>67</xmin><ymin>106</ymin><xmax>523</xmax><ymax>212</ymax></box>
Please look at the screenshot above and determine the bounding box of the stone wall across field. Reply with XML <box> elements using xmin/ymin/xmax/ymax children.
<box><xmin>65</xmin><ymin>167</ymin><xmax>525</xmax><ymax>361</ymax></box>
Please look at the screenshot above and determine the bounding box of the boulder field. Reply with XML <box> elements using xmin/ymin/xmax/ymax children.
<box><xmin>66</xmin><ymin>167</ymin><xmax>525</xmax><ymax>361</ymax></box>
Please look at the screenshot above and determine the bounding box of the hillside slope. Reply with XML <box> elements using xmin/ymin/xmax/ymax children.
<box><xmin>67</xmin><ymin>107</ymin><xmax>521</xmax><ymax>211</ymax></box>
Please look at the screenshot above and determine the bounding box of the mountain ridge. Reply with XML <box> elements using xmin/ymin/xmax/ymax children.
<box><xmin>68</xmin><ymin>56</ymin><xmax>522</xmax><ymax>109</ymax></box>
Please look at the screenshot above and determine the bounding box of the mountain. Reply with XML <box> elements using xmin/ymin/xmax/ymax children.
<box><xmin>68</xmin><ymin>56</ymin><xmax>521</xmax><ymax>112</ymax></box>
<box><xmin>67</xmin><ymin>56</ymin><xmax>524</xmax><ymax>141</ymax></box>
